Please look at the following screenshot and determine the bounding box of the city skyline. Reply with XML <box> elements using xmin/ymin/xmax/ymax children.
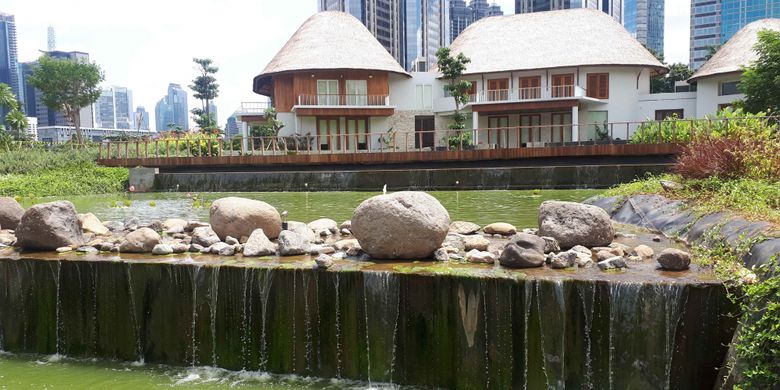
<box><xmin>5</xmin><ymin>1</ymin><xmax>691</xmax><ymax>131</ymax></box>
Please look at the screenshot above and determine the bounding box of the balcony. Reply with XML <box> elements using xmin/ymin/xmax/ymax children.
<box><xmin>296</xmin><ymin>94</ymin><xmax>391</xmax><ymax>107</ymax></box>
<box><xmin>472</xmin><ymin>85</ymin><xmax>587</xmax><ymax>104</ymax></box>
<box><xmin>235</xmin><ymin>102</ymin><xmax>271</xmax><ymax>116</ymax></box>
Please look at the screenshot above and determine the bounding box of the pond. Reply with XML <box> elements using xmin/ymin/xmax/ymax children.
<box><xmin>20</xmin><ymin>189</ymin><xmax>601</xmax><ymax>228</ymax></box>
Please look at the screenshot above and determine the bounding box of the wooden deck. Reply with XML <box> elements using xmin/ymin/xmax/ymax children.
<box><xmin>98</xmin><ymin>143</ymin><xmax>681</xmax><ymax>169</ymax></box>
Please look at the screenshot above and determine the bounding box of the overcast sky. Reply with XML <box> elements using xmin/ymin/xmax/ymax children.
<box><xmin>6</xmin><ymin>0</ymin><xmax>690</xmax><ymax>130</ymax></box>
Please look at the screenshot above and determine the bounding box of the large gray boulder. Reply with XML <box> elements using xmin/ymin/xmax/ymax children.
<box><xmin>243</xmin><ymin>229</ymin><xmax>277</xmax><ymax>257</ymax></box>
<box><xmin>210</xmin><ymin>197</ymin><xmax>282</xmax><ymax>240</ymax></box>
<box><xmin>538</xmin><ymin>201</ymin><xmax>614</xmax><ymax>248</ymax></box>
<box><xmin>351</xmin><ymin>191</ymin><xmax>450</xmax><ymax>259</ymax></box>
<box><xmin>0</xmin><ymin>197</ymin><xmax>24</xmax><ymax>230</ymax></box>
<box><xmin>16</xmin><ymin>201</ymin><xmax>84</xmax><ymax>250</ymax></box>
<box><xmin>119</xmin><ymin>227</ymin><xmax>161</xmax><ymax>253</ymax></box>
<box><xmin>287</xmin><ymin>221</ymin><xmax>316</xmax><ymax>243</ymax></box>
<box><xmin>499</xmin><ymin>244</ymin><xmax>545</xmax><ymax>268</ymax></box>
<box><xmin>191</xmin><ymin>226</ymin><xmax>221</xmax><ymax>247</ymax></box>
<box><xmin>278</xmin><ymin>230</ymin><xmax>311</xmax><ymax>256</ymax></box>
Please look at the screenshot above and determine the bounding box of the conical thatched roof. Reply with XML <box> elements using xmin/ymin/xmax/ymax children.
<box><xmin>689</xmin><ymin>19</ymin><xmax>780</xmax><ymax>82</ymax></box>
<box><xmin>444</xmin><ymin>8</ymin><xmax>666</xmax><ymax>76</ymax></box>
<box><xmin>253</xmin><ymin>11</ymin><xmax>409</xmax><ymax>95</ymax></box>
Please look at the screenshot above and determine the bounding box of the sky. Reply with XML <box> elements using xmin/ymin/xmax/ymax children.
<box><xmin>5</xmin><ymin>0</ymin><xmax>690</xmax><ymax>131</ymax></box>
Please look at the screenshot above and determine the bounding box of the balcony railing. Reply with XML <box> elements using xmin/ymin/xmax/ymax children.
<box><xmin>474</xmin><ymin>85</ymin><xmax>581</xmax><ymax>103</ymax></box>
<box><xmin>296</xmin><ymin>94</ymin><xmax>390</xmax><ymax>107</ymax></box>
<box><xmin>235</xmin><ymin>102</ymin><xmax>271</xmax><ymax>115</ymax></box>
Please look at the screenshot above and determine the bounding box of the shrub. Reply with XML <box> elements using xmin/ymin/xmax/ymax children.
<box><xmin>631</xmin><ymin>108</ymin><xmax>776</xmax><ymax>144</ymax></box>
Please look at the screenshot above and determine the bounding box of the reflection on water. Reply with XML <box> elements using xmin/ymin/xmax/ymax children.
<box><xmin>21</xmin><ymin>189</ymin><xmax>601</xmax><ymax>228</ymax></box>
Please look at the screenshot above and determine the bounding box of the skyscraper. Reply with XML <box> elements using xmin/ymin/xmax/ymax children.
<box><xmin>47</xmin><ymin>26</ymin><xmax>56</xmax><ymax>51</ymax></box>
<box><xmin>0</xmin><ymin>13</ymin><xmax>19</xmax><ymax>121</ymax></box>
<box><xmin>207</xmin><ymin>101</ymin><xmax>218</xmax><ymax>124</ymax></box>
<box><xmin>95</xmin><ymin>86</ymin><xmax>134</xmax><ymax>129</ymax></box>
<box><xmin>449</xmin><ymin>0</ymin><xmax>504</xmax><ymax>42</ymax></box>
<box><xmin>135</xmin><ymin>106</ymin><xmax>150</xmax><ymax>131</ymax></box>
<box><xmin>624</xmin><ymin>0</ymin><xmax>664</xmax><ymax>56</ymax></box>
<box><xmin>96</xmin><ymin>89</ymin><xmax>116</xmax><ymax>128</ymax></box>
<box><xmin>318</xmin><ymin>0</ymin><xmax>448</xmax><ymax>71</ymax></box>
<box><xmin>225</xmin><ymin>115</ymin><xmax>239</xmax><ymax>138</ymax></box>
<box><xmin>514</xmin><ymin>0</ymin><xmax>623</xmax><ymax>23</ymax></box>
<box><xmin>155</xmin><ymin>83</ymin><xmax>188</xmax><ymax>131</ymax></box>
<box><xmin>690</xmin><ymin>0</ymin><xmax>780</xmax><ymax>69</ymax></box>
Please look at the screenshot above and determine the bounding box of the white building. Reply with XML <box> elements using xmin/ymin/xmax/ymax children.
<box><xmin>37</xmin><ymin>126</ymin><xmax>154</xmax><ymax>143</ymax></box>
<box><xmin>25</xmin><ymin>116</ymin><xmax>37</xmax><ymax>139</ymax></box>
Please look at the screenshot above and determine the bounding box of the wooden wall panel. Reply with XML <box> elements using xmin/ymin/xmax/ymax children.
<box><xmin>273</xmin><ymin>75</ymin><xmax>294</xmax><ymax>112</ymax></box>
<box><xmin>272</xmin><ymin>70</ymin><xmax>391</xmax><ymax>112</ymax></box>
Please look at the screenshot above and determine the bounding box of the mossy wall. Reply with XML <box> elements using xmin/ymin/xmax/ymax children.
<box><xmin>0</xmin><ymin>258</ymin><xmax>735</xmax><ymax>388</ymax></box>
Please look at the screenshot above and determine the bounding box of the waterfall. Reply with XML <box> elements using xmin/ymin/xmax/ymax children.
<box><xmin>257</xmin><ymin>268</ymin><xmax>274</xmax><ymax>371</ymax></box>
<box><xmin>209</xmin><ymin>266</ymin><xmax>220</xmax><ymax>367</ymax></box>
<box><xmin>125</xmin><ymin>263</ymin><xmax>144</xmax><ymax>364</ymax></box>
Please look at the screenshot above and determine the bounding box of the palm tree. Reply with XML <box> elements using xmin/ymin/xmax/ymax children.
<box><xmin>5</xmin><ymin>108</ymin><xmax>29</xmax><ymax>139</ymax></box>
<box><xmin>0</xmin><ymin>83</ymin><xmax>18</xmax><ymax>110</ymax></box>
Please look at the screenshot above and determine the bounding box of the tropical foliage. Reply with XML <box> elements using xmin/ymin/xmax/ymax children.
<box><xmin>630</xmin><ymin>108</ymin><xmax>776</xmax><ymax>144</ymax></box>
<box><xmin>189</xmin><ymin>58</ymin><xmax>220</xmax><ymax>131</ymax></box>
<box><xmin>436</xmin><ymin>47</ymin><xmax>474</xmax><ymax>148</ymax></box>
<box><xmin>740</xmin><ymin>30</ymin><xmax>780</xmax><ymax>115</ymax></box>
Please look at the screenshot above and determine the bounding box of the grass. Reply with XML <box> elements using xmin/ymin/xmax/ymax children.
<box><xmin>604</xmin><ymin>173</ymin><xmax>780</xmax><ymax>225</ymax></box>
<box><xmin>0</xmin><ymin>147</ymin><xmax>128</xmax><ymax>197</ymax></box>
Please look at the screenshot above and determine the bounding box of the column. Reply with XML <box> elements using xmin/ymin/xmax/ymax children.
<box><xmin>472</xmin><ymin>111</ymin><xmax>479</xmax><ymax>145</ymax></box>
<box><xmin>241</xmin><ymin>121</ymin><xmax>249</xmax><ymax>152</ymax></box>
<box><xmin>571</xmin><ymin>106</ymin><xmax>579</xmax><ymax>142</ymax></box>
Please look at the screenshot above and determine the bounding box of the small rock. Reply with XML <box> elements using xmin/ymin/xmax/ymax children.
<box><xmin>225</xmin><ymin>236</ymin><xmax>239</xmax><ymax>245</ymax></box>
<box><xmin>308</xmin><ymin>218</ymin><xmax>338</xmax><ymax>236</ymax></box>
<box><xmin>596</xmin><ymin>250</ymin><xmax>618</xmax><ymax>262</ymax></box>
<box><xmin>660</xmin><ymin>180</ymin><xmax>683</xmax><ymax>191</ymax></box>
<box><xmin>278</xmin><ymin>230</ymin><xmax>311</xmax><ymax>256</ymax></box>
<box><xmin>541</xmin><ymin>236</ymin><xmax>560</xmax><ymax>254</ymax></box>
<box><xmin>521</xmin><ymin>228</ymin><xmax>538</xmax><ymax>235</ymax></box>
<box><xmin>315</xmin><ymin>254</ymin><xmax>334</xmax><ymax>269</ymax></box>
<box><xmin>598</xmin><ymin>256</ymin><xmax>627</xmax><ymax>271</ymax></box>
<box><xmin>656</xmin><ymin>248</ymin><xmax>691</xmax><ymax>271</ymax></box>
<box><xmin>340</xmin><ymin>228</ymin><xmax>351</xmax><ymax>236</ymax></box>
<box><xmin>509</xmin><ymin>233</ymin><xmax>546</xmax><ymax>254</ymax></box>
<box><xmin>199</xmin><ymin>245</ymin><xmax>212</xmax><ymax>254</ymax></box>
<box><xmin>144</xmin><ymin>221</ymin><xmax>164</xmax><ymax>233</ymax></box>
<box><xmin>192</xmin><ymin>226</ymin><xmax>221</xmax><ymax>247</ymax></box>
<box><xmin>242</xmin><ymin>229</ymin><xmax>277</xmax><ymax>257</ymax></box>
<box><xmin>550</xmin><ymin>251</ymin><xmax>577</xmax><ymax>269</ymax></box>
<box><xmin>339</xmin><ymin>220</ymin><xmax>352</xmax><ymax>230</ymax></box>
<box><xmin>345</xmin><ymin>246</ymin><xmax>364</xmax><ymax>257</ymax></box>
<box><xmin>287</xmin><ymin>221</ymin><xmax>317</xmax><ymax>243</ymax></box>
<box><xmin>97</xmin><ymin>242</ymin><xmax>115</xmax><ymax>252</ymax></box>
<box><xmin>576</xmin><ymin>256</ymin><xmax>593</xmax><ymax>268</ymax></box>
<box><xmin>56</xmin><ymin>246</ymin><xmax>73</xmax><ymax>253</ymax></box>
<box><xmin>463</xmin><ymin>235</ymin><xmax>490</xmax><ymax>251</ymax></box>
<box><xmin>316</xmin><ymin>245</ymin><xmax>336</xmax><ymax>255</ymax></box>
<box><xmin>0</xmin><ymin>232</ymin><xmax>14</xmax><ymax>246</ymax></box>
<box><xmin>210</xmin><ymin>242</ymin><xmax>235</xmax><ymax>256</ymax></box>
<box><xmin>334</xmin><ymin>239</ymin><xmax>360</xmax><ymax>251</ymax></box>
<box><xmin>172</xmin><ymin>243</ymin><xmax>190</xmax><ymax>253</ymax></box>
<box><xmin>608</xmin><ymin>242</ymin><xmax>632</xmax><ymax>254</ymax></box>
<box><xmin>626</xmin><ymin>255</ymin><xmax>642</xmax><ymax>262</ymax></box>
<box><xmin>152</xmin><ymin>244</ymin><xmax>174</xmax><ymax>255</ymax></box>
<box><xmin>119</xmin><ymin>227</ymin><xmax>161</xmax><ymax>253</ymax></box>
<box><xmin>189</xmin><ymin>243</ymin><xmax>205</xmax><ymax>253</ymax></box>
<box><xmin>483</xmin><ymin>222</ymin><xmax>517</xmax><ymax>236</ymax></box>
<box><xmin>449</xmin><ymin>221</ymin><xmax>481</xmax><ymax>235</ymax></box>
<box><xmin>234</xmin><ymin>244</ymin><xmax>243</xmax><ymax>253</ymax></box>
<box><xmin>77</xmin><ymin>246</ymin><xmax>98</xmax><ymax>254</ymax></box>
<box><xmin>631</xmin><ymin>244</ymin><xmax>654</xmax><ymax>260</ymax></box>
<box><xmin>443</xmin><ymin>246</ymin><xmax>461</xmax><ymax>254</ymax></box>
<box><xmin>433</xmin><ymin>248</ymin><xmax>450</xmax><ymax>261</ymax></box>
<box><xmin>185</xmin><ymin>221</ymin><xmax>210</xmax><ymax>232</ymax></box>
<box><xmin>449</xmin><ymin>254</ymin><xmax>464</xmax><ymax>261</ymax></box>
<box><xmin>499</xmin><ymin>244</ymin><xmax>544</xmax><ymax>268</ymax></box>
<box><xmin>614</xmin><ymin>232</ymin><xmax>637</xmax><ymax>239</ymax></box>
<box><xmin>652</xmin><ymin>235</ymin><xmax>662</xmax><ymax>242</ymax></box>
<box><xmin>465</xmin><ymin>249</ymin><xmax>496</xmax><ymax>264</ymax></box>
<box><xmin>442</xmin><ymin>235</ymin><xmax>465</xmax><ymax>252</ymax></box>
<box><xmin>570</xmin><ymin>245</ymin><xmax>592</xmax><ymax>255</ymax></box>
<box><xmin>79</xmin><ymin>213</ymin><xmax>109</xmax><ymax>235</ymax></box>
<box><xmin>172</xmin><ymin>233</ymin><xmax>188</xmax><ymax>240</ymax></box>
<box><xmin>103</xmin><ymin>221</ymin><xmax>124</xmax><ymax>232</ymax></box>
<box><xmin>124</xmin><ymin>217</ymin><xmax>140</xmax><ymax>231</ymax></box>
<box><xmin>163</xmin><ymin>218</ymin><xmax>187</xmax><ymax>233</ymax></box>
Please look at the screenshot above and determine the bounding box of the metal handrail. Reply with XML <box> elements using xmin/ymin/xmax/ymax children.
<box><xmin>296</xmin><ymin>94</ymin><xmax>390</xmax><ymax>107</ymax></box>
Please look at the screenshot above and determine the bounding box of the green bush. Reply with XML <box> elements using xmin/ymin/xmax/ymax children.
<box><xmin>630</xmin><ymin>108</ymin><xmax>776</xmax><ymax>144</ymax></box>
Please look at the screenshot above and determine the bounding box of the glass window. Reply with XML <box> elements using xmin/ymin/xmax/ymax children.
<box><xmin>655</xmin><ymin>109</ymin><xmax>684</xmax><ymax>120</ymax></box>
<box><xmin>415</xmin><ymin>85</ymin><xmax>433</xmax><ymax>110</ymax></box>
<box><xmin>586</xmin><ymin>111</ymin><xmax>609</xmax><ymax>141</ymax></box>
<box><xmin>317</xmin><ymin>80</ymin><xmax>339</xmax><ymax>105</ymax></box>
<box><xmin>719</xmin><ymin>81</ymin><xmax>740</xmax><ymax>96</ymax></box>
<box><xmin>345</xmin><ymin>80</ymin><xmax>367</xmax><ymax>105</ymax></box>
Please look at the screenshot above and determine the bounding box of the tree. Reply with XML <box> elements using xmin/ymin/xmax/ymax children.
<box><xmin>739</xmin><ymin>30</ymin><xmax>780</xmax><ymax>115</ymax></box>
<box><xmin>705</xmin><ymin>44</ymin><xmax>722</xmax><ymax>61</ymax></box>
<box><xmin>189</xmin><ymin>58</ymin><xmax>219</xmax><ymax>131</ymax></box>
<box><xmin>435</xmin><ymin>47</ymin><xmax>472</xmax><ymax>148</ymax></box>
<box><xmin>27</xmin><ymin>55</ymin><xmax>103</xmax><ymax>144</ymax></box>
<box><xmin>0</xmin><ymin>83</ymin><xmax>17</xmax><ymax>110</ymax></box>
<box><xmin>651</xmin><ymin>63</ymin><xmax>694</xmax><ymax>93</ymax></box>
<box><xmin>5</xmin><ymin>107</ymin><xmax>29</xmax><ymax>140</ymax></box>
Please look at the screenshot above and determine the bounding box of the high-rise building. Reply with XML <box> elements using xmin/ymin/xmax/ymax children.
<box><xmin>514</xmin><ymin>0</ymin><xmax>623</xmax><ymax>23</ymax></box>
<box><xmin>155</xmin><ymin>83</ymin><xmax>188</xmax><ymax>131</ymax></box>
<box><xmin>19</xmin><ymin>51</ymin><xmax>95</xmax><ymax>128</ymax></box>
<box><xmin>134</xmin><ymin>106</ymin><xmax>149</xmax><ymax>131</ymax></box>
<box><xmin>0</xmin><ymin>13</ymin><xmax>19</xmax><ymax>122</ymax></box>
<box><xmin>690</xmin><ymin>0</ymin><xmax>780</xmax><ymax>69</ymax></box>
<box><xmin>225</xmin><ymin>115</ymin><xmax>239</xmax><ymax>138</ymax></box>
<box><xmin>624</xmin><ymin>0</ymin><xmax>664</xmax><ymax>56</ymax></box>
<box><xmin>449</xmin><ymin>0</ymin><xmax>504</xmax><ymax>42</ymax></box>
<box><xmin>47</xmin><ymin>26</ymin><xmax>56</xmax><ymax>51</ymax></box>
<box><xmin>318</xmin><ymin>0</ymin><xmax>448</xmax><ymax>71</ymax></box>
<box><xmin>95</xmin><ymin>86</ymin><xmax>134</xmax><ymax>129</ymax></box>
<box><xmin>207</xmin><ymin>101</ymin><xmax>218</xmax><ymax>124</ymax></box>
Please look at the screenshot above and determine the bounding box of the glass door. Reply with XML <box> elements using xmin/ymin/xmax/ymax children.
<box><xmin>317</xmin><ymin>118</ymin><xmax>340</xmax><ymax>151</ymax></box>
<box><xmin>519</xmin><ymin>114</ymin><xmax>541</xmax><ymax>144</ymax></box>
<box><xmin>487</xmin><ymin>116</ymin><xmax>509</xmax><ymax>148</ymax></box>
<box><xmin>345</xmin><ymin>80</ymin><xmax>368</xmax><ymax>106</ymax></box>
<box><xmin>551</xmin><ymin>113</ymin><xmax>573</xmax><ymax>143</ymax></box>
<box><xmin>317</xmin><ymin>80</ymin><xmax>339</xmax><ymax>106</ymax></box>
<box><xmin>345</xmin><ymin>117</ymin><xmax>368</xmax><ymax>150</ymax></box>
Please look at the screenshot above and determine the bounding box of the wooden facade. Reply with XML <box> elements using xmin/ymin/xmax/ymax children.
<box><xmin>271</xmin><ymin>70</ymin><xmax>390</xmax><ymax>112</ymax></box>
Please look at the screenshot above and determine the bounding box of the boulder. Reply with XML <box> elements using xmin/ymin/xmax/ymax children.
<box><xmin>79</xmin><ymin>213</ymin><xmax>109</xmax><ymax>235</ymax></box>
<box><xmin>315</xmin><ymin>254</ymin><xmax>334</xmax><ymax>269</ymax></box>
<box><xmin>463</xmin><ymin>235</ymin><xmax>490</xmax><ymax>251</ymax></box>
<box><xmin>0</xmin><ymin>197</ymin><xmax>24</xmax><ymax>229</ymax></box>
<box><xmin>210</xmin><ymin>242</ymin><xmax>235</xmax><ymax>256</ymax></box>
<box><xmin>351</xmin><ymin>191</ymin><xmax>450</xmax><ymax>259</ymax></box>
<box><xmin>499</xmin><ymin>244</ymin><xmax>545</xmax><ymax>268</ymax></box>
<box><xmin>632</xmin><ymin>244</ymin><xmax>655</xmax><ymax>260</ymax></box>
<box><xmin>550</xmin><ymin>251</ymin><xmax>578</xmax><ymax>269</ymax></box>
<box><xmin>509</xmin><ymin>233</ymin><xmax>546</xmax><ymax>254</ymax></box>
<box><xmin>449</xmin><ymin>221</ymin><xmax>481</xmax><ymax>235</ymax></box>
<box><xmin>16</xmin><ymin>201</ymin><xmax>84</xmax><ymax>250</ymax></box>
<box><xmin>242</xmin><ymin>229</ymin><xmax>277</xmax><ymax>257</ymax></box>
<box><xmin>163</xmin><ymin>218</ymin><xmax>187</xmax><ymax>233</ymax></box>
<box><xmin>465</xmin><ymin>249</ymin><xmax>496</xmax><ymax>264</ymax></box>
<box><xmin>119</xmin><ymin>227</ymin><xmax>161</xmax><ymax>253</ymax></box>
<box><xmin>483</xmin><ymin>222</ymin><xmax>516</xmax><ymax>236</ymax></box>
<box><xmin>287</xmin><ymin>221</ymin><xmax>317</xmax><ymax>243</ymax></box>
<box><xmin>598</xmin><ymin>256</ymin><xmax>628</xmax><ymax>271</ymax></box>
<box><xmin>308</xmin><ymin>218</ymin><xmax>338</xmax><ymax>235</ymax></box>
<box><xmin>209</xmin><ymin>197</ymin><xmax>282</xmax><ymax>240</ymax></box>
<box><xmin>152</xmin><ymin>244</ymin><xmax>174</xmax><ymax>255</ymax></box>
<box><xmin>191</xmin><ymin>226</ymin><xmax>221</xmax><ymax>247</ymax></box>
<box><xmin>278</xmin><ymin>230</ymin><xmax>311</xmax><ymax>256</ymax></box>
<box><xmin>538</xmin><ymin>201</ymin><xmax>614</xmax><ymax>248</ymax></box>
<box><xmin>656</xmin><ymin>248</ymin><xmax>691</xmax><ymax>271</ymax></box>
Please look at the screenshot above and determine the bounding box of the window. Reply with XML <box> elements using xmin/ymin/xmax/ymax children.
<box><xmin>487</xmin><ymin>116</ymin><xmax>508</xmax><ymax>146</ymax></box>
<box><xmin>345</xmin><ymin>80</ymin><xmax>367</xmax><ymax>105</ymax></box>
<box><xmin>519</xmin><ymin>76</ymin><xmax>541</xmax><ymax>99</ymax></box>
<box><xmin>655</xmin><ymin>109</ymin><xmax>684</xmax><ymax>121</ymax></box>
<box><xmin>587</xmin><ymin>73</ymin><xmax>609</xmax><ymax>99</ymax></box>
<box><xmin>316</xmin><ymin>80</ymin><xmax>339</xmax><ymax>105</ymax></box>
<box><xmin>719</xmin><ymin>81</ymin><xmax>740</xmax><ymax>96</ymax></box>
<box><xmin>551</xmin><ymin>74</ymin><xmax>574</xmax><ymax>98</ymax></box>
<box><xmin>317</xmin><ymin>118</ymin><xmax>339</xmax><ymax>151</ymax></box>
<box><xmin>345</xmin><ymin>117</ymin><xmax>368</xmax><ymax>150</ymax></box>
<box><xmin>487</xmin><ymin>78</ymin><xmax>509</xmax><ymax>101</ymax></box>
<box><xmin>415</xmin><ymin>84</ymin><xmax>433</xmax><ymax>110</ymax></box>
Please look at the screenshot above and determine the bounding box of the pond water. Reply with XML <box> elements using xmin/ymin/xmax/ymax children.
<box><xmin>0</xmin><ymin>353</ymin><xmax>388</xmax><ymax>389</ymax></box>
<box><xmin>21</xmin><ymin>189</ymin><xmax>601</xmax><ymax>228</ymax></box>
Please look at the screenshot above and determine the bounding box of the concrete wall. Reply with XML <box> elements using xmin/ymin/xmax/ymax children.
<box><xmin>638</xmin><ymin>92</ymin><xmax>698</xmax><ymax>120</ymax></box>
<box><xmin>696</xmin><ymin>74</ymin><xmax>744</xmax><ymax>117</ymax></box>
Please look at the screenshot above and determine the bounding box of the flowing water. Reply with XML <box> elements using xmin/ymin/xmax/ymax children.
<box><xmin>19</xmin><ymin>189</ymin><xmax>601</xmax><ymax>228</ymax></box>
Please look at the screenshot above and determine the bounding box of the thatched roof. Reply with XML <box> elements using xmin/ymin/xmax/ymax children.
<box><xmin>444</xmin><ymin>8</ymin><xmax>667</xmax><ymax>76</ymax></box>
<box><xmin>689</xmin><ymin>19</ymin><xmax>780</xmax><ymax>82</ymax></box>
<box><xmin>253</xmin><ymin>11</ymin><xmax>409</xmax><ymax>95</ymax></box>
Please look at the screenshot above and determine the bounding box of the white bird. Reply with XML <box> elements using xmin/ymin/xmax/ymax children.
<box><xmin>383</xmin><ymin>184</ymin><xmax>387</xmax><ymax>195</ymax></box>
